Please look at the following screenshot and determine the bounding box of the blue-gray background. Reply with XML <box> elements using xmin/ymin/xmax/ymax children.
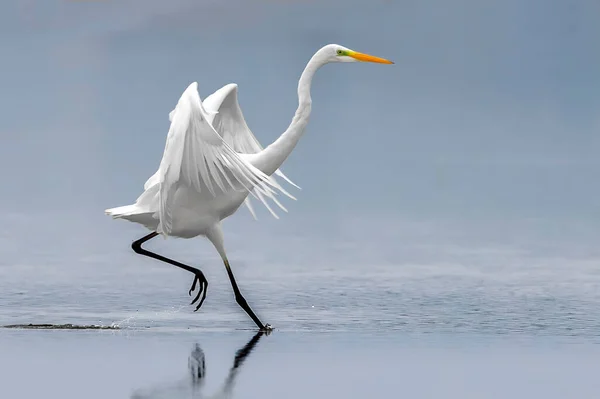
<box><xmin>1</xmin><ymin>1</ymin><xmax>599</xmax><ymax>398</ymax></box>
<box><xmin>1</xmin><ymin>0</ymin><xmax>599</xmax><ymax>257</ymax></box>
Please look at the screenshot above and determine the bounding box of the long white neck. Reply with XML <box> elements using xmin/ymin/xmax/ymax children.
<box><xmin>249</xmin><ymin>52</ymin><xmax>326</xmax><ymax>176</ymax></box>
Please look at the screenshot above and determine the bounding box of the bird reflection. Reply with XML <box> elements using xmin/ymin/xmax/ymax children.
<box><xmin>131</xmin><ymin>330</ymin><xmax>268</xmax><ymax>399</ymax></box>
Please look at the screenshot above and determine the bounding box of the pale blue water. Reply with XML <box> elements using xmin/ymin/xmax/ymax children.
<box><xmin>1</xmin><ymin>215</ymin><xmax>600</xmax><ymax>398</ymax></box>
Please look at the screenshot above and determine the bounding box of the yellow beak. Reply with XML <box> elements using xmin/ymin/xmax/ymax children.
<box><xmin>348</xmin><ymin>50</ymin><xmax>394</xmax><ymax>64</ymax></box>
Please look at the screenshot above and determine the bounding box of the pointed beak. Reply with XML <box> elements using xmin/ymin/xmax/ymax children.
<box><xmin>348</xmin><ymin>50</ymin><xmax>394</xmax><ymax>64</ymax></box>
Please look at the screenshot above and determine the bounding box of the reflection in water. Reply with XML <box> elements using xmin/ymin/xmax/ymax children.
<box><xmin>131</xmin><ymin>331</ymin><xmax>268</xmax><ymax>399</ymax></box>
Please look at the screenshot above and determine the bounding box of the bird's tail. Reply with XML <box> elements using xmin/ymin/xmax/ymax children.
<box><xmin>104</xmin><ymin>204</ymin><xmax>140</xmax><ymax>218</ymax></box>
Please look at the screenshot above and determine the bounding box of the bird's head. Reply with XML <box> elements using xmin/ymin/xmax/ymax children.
<box><xmin>318</xmin><ymin>44</ymin><xmax>394</xmax><ymax>65</ymax></box>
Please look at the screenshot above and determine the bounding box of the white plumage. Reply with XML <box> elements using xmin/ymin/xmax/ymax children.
<box><xmin>106</xmin><ymin>82</ymin><xmax>297</xmax><ymax>238</ymax></box>
<box><xmin>105</xmin><ymin>44</ymin><xmax>393</xmax><ymax>330</ymax></box>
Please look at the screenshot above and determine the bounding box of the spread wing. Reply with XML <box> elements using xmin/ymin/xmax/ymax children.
<box><xmin>156</xmin><ymin>82</ymin><xmax>291</xmax><ymax>236</ymax></box>
<box><xmin>200</xmin><ymin>83</ymin><xmax>300</xmax><ymax>219</ymax></box>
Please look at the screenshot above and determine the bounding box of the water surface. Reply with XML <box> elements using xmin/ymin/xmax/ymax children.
<box><xmin>1</xmin><ymin>224</ymin><xmax>599</xmax><ymax>398</ymax></box>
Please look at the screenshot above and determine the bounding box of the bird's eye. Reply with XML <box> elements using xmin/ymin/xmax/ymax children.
<box><xmin>336</xmin><ymin>50</ymin><xmax>343</xmax><ymax>55</ymax></box>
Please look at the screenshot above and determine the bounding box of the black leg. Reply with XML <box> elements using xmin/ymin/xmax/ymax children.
<box><xmin>132</xmin><ymin>232</ymin><xmax>209</xmax><ymax>311</ymax></box>
<box><xmin>223</xmin><ymin>259</ymin><xmax>271</xmax><ymax>331</ymax></box>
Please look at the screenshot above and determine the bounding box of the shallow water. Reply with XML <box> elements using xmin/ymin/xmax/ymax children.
<box><xmin>2</xmin><ymin>327</ymin><xmax>600</xmax><ymax>398</ymax></box>
<box><xmin>1</xmin><ymin>217</ymin><xmax>600</xmax><ymax>398</ymax></box>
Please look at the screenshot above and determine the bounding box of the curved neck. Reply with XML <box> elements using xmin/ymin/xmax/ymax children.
<box><xmin>249</xmin><ymin>53</ymin><xmax>325</xmax><ymax>176</ymax></box>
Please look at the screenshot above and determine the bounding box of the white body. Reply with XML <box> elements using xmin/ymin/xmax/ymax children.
<box><xmin>108</xmin><ymin>182</ymin><xmax>251</xmax><ymax>239</ymax></box>
<box><xmin>106</xmin><ymin>81</ymin><xmax>301</xmax><ymax>241</ymax></box>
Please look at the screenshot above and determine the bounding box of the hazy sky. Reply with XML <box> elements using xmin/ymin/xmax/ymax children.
<box><xmin>0</xmin><ymin>0</ymin><xmax>599</xmax><ymax>268</ymax></box>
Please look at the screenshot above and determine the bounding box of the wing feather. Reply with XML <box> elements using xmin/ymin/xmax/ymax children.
<box><xmin>201</xmin><ymin>83</ymin><xmax>300</xmax><ymax>219</ymax></box>
<box><xmin>156</xmin><ymin>82</ymin><xmax>286</xmax><ymax>235</ymax></box>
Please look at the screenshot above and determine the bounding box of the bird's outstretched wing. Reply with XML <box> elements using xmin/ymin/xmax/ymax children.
<box><xmin>156</xmin><ymin>82</ymin><xmax>291</xmax><ymax>236</ymax></box>
<box><xmin>200</xmin><ymin>83</ymin><xmax>299</xmax><ymax>219</ymax></box>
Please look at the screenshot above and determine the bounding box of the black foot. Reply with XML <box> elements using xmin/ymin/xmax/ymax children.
<box><xmin>261</xmin><ymin>323</ymin><xmax>273</xmax><ymax>333</ymax></box>
<box><xmin>189</xmin><ymin>271</ymin><xmax>209</xmax><ymax>311</ymax></box>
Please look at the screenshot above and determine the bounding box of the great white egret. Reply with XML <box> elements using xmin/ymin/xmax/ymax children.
<box><xmin>105</xmin><ymin>44</ymin><xmax>393</xmax><ymax>331</ymax></box>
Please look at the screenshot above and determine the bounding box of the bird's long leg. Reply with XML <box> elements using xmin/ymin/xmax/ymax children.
<box><xmin>131</xmin><ymin>232</ymin><xmax>209</xmax><ymax>311</ymax></box>
<box><xmin>223</xmin><ymin>259</ymin><xmax>271</xmax><ymax>331</ymax></box>
<box><xmin>206</xmin><ymin>224</ymin><xmax>270</xmax><ymax>331</ymax></box>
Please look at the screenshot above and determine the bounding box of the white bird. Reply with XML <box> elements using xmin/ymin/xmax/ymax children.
<box><xmin>105</xmin><ymin>44</ymin><xmax>393</xmax><ymax>331</ymax></box>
